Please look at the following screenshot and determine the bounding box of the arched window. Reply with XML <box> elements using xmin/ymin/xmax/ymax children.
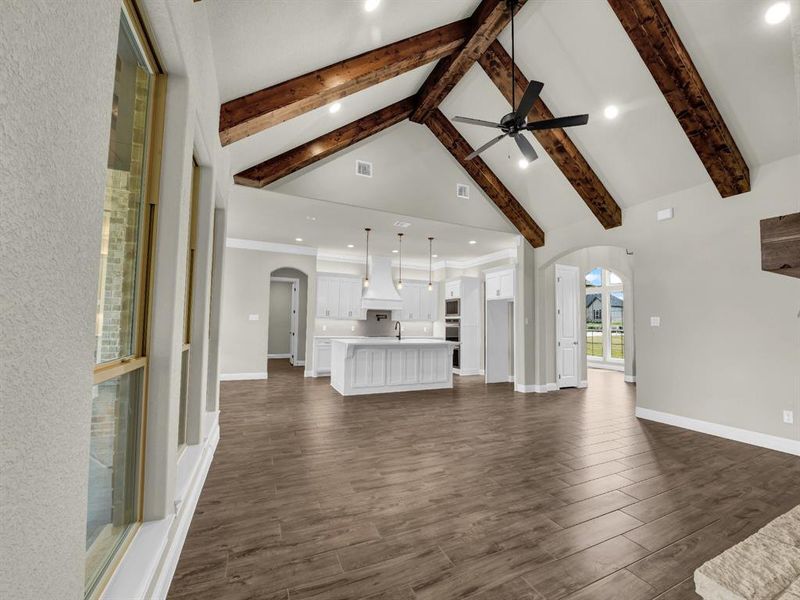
<box><xmin>585</xmin><ymin>268</ymin><xmax>624</xmax><ymax>363</ymax></box>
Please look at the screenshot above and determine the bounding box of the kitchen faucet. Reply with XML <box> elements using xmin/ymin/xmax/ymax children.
<box><xmin>394</xmin><ymin>321</ymin><xmax>402</xmax><ymax>341</ymax></box>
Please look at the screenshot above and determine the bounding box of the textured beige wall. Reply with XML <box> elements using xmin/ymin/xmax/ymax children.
<box><xmin>0</xmin><ymin>2</ymin><xmax>120</xmax><ymax>598</ymax></box>
<box><xmin>221</xmin><ymin>248</ymin><xmax>317</xmax><ymax>375</ymax></box>
<box><xmin>535</xmin><ymin>154</ymin><xmax>800</xmax><ymax>442</ymax></box>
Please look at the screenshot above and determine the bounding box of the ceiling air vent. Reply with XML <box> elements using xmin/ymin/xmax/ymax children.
<box><xmin>456</xmin><ymin>183</ymin><xmax>469</xmax><ymax>199</ymax></box>
<box><xmin>355</xmin><ymin>160</ymin><xmax>373</xmax><ymax>178</ymax></box>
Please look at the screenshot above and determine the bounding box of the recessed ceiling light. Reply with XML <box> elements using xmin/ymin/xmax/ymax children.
<box><xmin>518</xmin><ymin>158</ymin><xmax>529</xmax><ymax>169</ymax></box>
<box><xmin>329</xmin><ymin>102</ymin><xmax>341</xmax><ymax>114</ymax></box>
<box><xmin>347</xmin><ymin>244</ymin><xmax>354</xmax><ymax>248</ymax></box>
<box><xmin>468</xmin><ymin>240</ymin><xmax>477</xmax><ymax>245</ymax></box>
<box><xmin>392</xmin><ymin>249</ymin><xmax>399</xmax><ymax>253</ymax></box>
<box><xmin>603</xmin><ymin>105</ymin><xmax>619</xmax><ymax>120</ymax></box>
<box><xmin>765</xmin><ymin>1</ymin><xmax>790</xmax><ymax>24</ymax></box>
<box><xmin>295</xmin><ymin>237</ymin><xmax>303</xmax><ymax>242</ymax></box>
<box><xmin>364</xmin><ymin>0</ymin><xmax>380</xmax><ymax>12</ymax></box>
<box><xmin>432</xmin><ymin>254</ymin><xmax>438</xmax><ymax>258</ymax></box>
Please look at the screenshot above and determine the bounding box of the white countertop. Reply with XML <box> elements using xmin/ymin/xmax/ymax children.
<box><xmin>315</xmin><ymin>336</ymin><xmax>445</xmax><ymax>340</ymax></box>
<box><xmin>329</xmin><ymin>337</ymin><xmax>458</xmax><ymax>346</ymax></box>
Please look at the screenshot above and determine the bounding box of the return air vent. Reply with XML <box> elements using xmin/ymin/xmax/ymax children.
<box><xmin>456</xmin><ymin>183</ymin><xmax>469</xmax><ymax>199</ymax></box>
<box><xmin>355</xmin><ymin>160</ymin><xmax>373</xmax><ymax>178</ymax></box>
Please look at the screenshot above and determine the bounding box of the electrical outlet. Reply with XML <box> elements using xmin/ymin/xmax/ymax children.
<box><xmin>783</xmin><ymin>410</ymin><xmax>794</xmax><ymax>424</ymax></box>
<box><xmin>248</xmin><ymin>314</ymin><xmax>259</xmax><ymax>321</ymax></box>
<box><xmin>351</xmin><ymin>325</ymin><xmax>355</xmax><ymax>332</ymax></box>
<box><xmin>650</xmin><ymin>316</ymin><xmax>661</xmax><ymax>327</ymax></box>
<box><xmin>423</xmin><ymin>326</ymin><xmax>428</xmax><ymax>333</ymax></box>
<box><xmin>322</xmin><ymin>324</ymin><xmax>327</xmax><ymax>331</ymax></box>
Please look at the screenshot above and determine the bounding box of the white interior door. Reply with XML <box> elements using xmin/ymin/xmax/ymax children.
<box><xmin>290</xmin><ymin>281</ymin><xmax>299</xmax><ymax>364</ymax></box>
<box><xmin>555</xmin><ymin>264</ymin><xmax>579</xmax><ymax>388</ymax></box>
<box><xmin>485</xmin><ymin>299</ymin><xmax>512</xmax><ymax>383</ymax></box>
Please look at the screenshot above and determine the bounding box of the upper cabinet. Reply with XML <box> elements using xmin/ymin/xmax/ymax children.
<box><xmin>397</xmin><ymin>282</ymin><xmax>437</xmax><ymax>321</ymax></box>
<box><xmin>445</xmin><ymin>280</ymin><xmax>461</xmax><ymax>299</ymax></box>
<box><xmin>317</xmin><ymin>275</ymin><xmax>365</xmax><ymax>320</ymax></box>
<box><xmin>485</xmin><ymin>269</ymin><xmax>515</xmax><ymax>300</ymax></box>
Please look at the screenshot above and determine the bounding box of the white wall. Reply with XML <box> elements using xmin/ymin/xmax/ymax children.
<box><xmin>535</xmin><ymin>154</ymin><xmax>800</xmax><ymax>442</ymax></box>
<box><xmin>0</xmin><ymin>3</ymin><xmax>120</xmax><ymax>597</ymax></box>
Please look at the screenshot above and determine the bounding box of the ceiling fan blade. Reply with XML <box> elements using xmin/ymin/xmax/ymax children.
<box><xmin>526</xmin><ymin>113</ymin><xmax>589</xmax><ymax>131</ymax></box>
<box><xmin>514</xmin><ymin>133</ymin><xmax>538</xmax><ymax>163</ymax></box>
<box><xmin>453</xmin><ymin>116</ymin><xmax>502</xmax><ymax>128</ymax></box>
<box><xmin>514</xmin><ymin>80</ymin><xmax>544</xmax><ymax>120</ymax></box>
<box><xmin>466</xmin><ymin>133</ymin><xmax>507</xmax><ymax>160</ymax></box>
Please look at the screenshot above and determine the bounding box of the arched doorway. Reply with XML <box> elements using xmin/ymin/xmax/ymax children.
<box><xmin>538</xmin><ymin>245</ymin><xmax>636</xmax><ymax>390</ymax></box>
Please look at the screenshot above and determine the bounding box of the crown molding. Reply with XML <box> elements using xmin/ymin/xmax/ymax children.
<box><xmin>227</xmin><ymin>238</ymin><xmax>516</xmax><ymax>270</ymax></box>
<box><xmin>226</xmin><ymin>238</ymin><xmax>318</xmax><ymax>256</ymax></box>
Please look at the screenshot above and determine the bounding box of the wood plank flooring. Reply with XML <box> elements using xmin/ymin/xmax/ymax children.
<box><xmin>169</xmin><ymin>361</ymin><xmax>800</xmax><ymax>600</ymax></box>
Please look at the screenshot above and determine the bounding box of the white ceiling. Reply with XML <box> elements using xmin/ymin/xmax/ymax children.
<box><xmin>205</xmin><ymin>0</ymin><xmax>800</xmax><ymax>241</ymax></box>
<box><xmin>206</xmin><ymin>0</ymin><xmax>479</xmax><ymax>102</ymax></box>
<box><xmin>272</xmin><ymin>120</ymin><xmax>516</xmax><ymax>233</ymax></box>
<box><xmin>228</xmin><ymin>186</ymin><xmax>520</xmax><ymax>264</ymax></box>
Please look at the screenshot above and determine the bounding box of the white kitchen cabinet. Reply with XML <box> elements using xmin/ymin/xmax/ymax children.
<box><xmin>485</xmin><ymin>269</ymin><xmax>515</xmax><ymax>300</ymax></box>
<box><xmin>419</xmin><ymin>284</ymin><xmax>437</xmax><ymax>321</ymax></box>
<box><xmin>400</xmin><ymin>284</ymin><xmax>421</xmax><ymax>321</ymax></box>
<box><xmin>316</xmin><ymin>275</ymin><xmax>364</xmax><ymax>320</ymax></box>
<box><xmin>394</xmin><ymin>282</ymin><xmax>437</xmax><ymax>321</ymax></box>
<box><xmin>445</xmin><ymin>280</ymin><xmax>461</xmax><ymax>299</ymax></box>
<box><xmin>338</xmin><ymin>278</ymin><xmax>364</xmax><ymax>319</ymax></box>
<box><xmin>313</xmin><ymin>338</ymin><xmax>332</xmax><ymax>376</ymax></box>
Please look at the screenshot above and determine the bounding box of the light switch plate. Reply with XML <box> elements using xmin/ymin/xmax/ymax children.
<box><xmin>322</xmin><ymin>324</ymin><xmax>327</xmax><ymax>331</ymax></box>
<box><xmin>650</xmin><ymin>316</ymin><xmax>661</xmax><ymax>327</ymax></box>
<box><xmin>784</xmin><ymin>410</ymin><xmax>794</xmax><ymax>424</ymax></box>
<box><xmin>248</xmin><ymin>314</ymin><xmax>259</xmax><ymax>321</ymax></box>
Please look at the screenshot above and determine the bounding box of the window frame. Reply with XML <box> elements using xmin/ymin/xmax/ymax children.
<box><xmin>585</xmin><ymin>268</ymin><xmax>624</xmax><ymax>365</ymax></box>
<box><xmin>87</xmin><ymin>1</ymin><xmax>165</xmax><ymax>597</ymax></box>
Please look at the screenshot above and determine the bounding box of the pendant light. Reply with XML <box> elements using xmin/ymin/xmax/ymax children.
<box><xmin>363</xmin><ymin>228</ymin><xmax>371</xmax><ymax>288</ymax></box>
<box><xmin>396</xmin><ymin>233</ymin><xmax>403</xmax><ymax>289</ymax></box>
<box><xmin>427</xmin><ymin>237</ymin><xmax>434</xmax><ymax>291</ymax></box>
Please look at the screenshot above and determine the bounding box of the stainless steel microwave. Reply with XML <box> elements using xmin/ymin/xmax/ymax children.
<box><xmin>445</xmin><ymin>298</ymin><xmax>460</xmax><ymax>317</ymax></box>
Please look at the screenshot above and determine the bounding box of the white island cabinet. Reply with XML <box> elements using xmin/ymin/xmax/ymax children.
<box><xmin>330</xmin><ymin>338</ymin><xmax>457</xmax><ymax>396</ymax></box>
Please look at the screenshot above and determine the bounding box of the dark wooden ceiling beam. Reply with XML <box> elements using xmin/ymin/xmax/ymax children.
<box><xmin>425</xmin><ymin>108</ymin><xmax>544</xmax><ymax>247</ymax></box>
<box><xmin>233</xmin><ymin>97</ymin><xmax>416</xmax><ymax>188</ymax></box>
<box><xmin>219</xmin><ymin>20</ymin><xmax>470</xmax><ymax>146</ymax></box>
<box><xmin>607</xmin><ymin>0</ymin><xmax>750</xmax><ymax>197</ymax></box>
<box><xmin>478</xmin><ymin>41</ymin><xmax>622</xmax><ymax>229</ymax></box>
<box><xmin>410</xmin><ymin>0</ymin><xmax>526</xmax><ymax>124</ymax></box>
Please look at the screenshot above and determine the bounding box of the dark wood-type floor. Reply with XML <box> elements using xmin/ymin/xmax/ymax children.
<box><xmin>169</xmin><ymin>361</ymin><xmax>800</xmax><ymax>600</ymax></box>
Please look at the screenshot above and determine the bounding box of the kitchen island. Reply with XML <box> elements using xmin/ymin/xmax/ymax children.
<box><xmin>330</xmin><ymin>338</ymin><xmax>458</xmax><ymax>396</ymax></box>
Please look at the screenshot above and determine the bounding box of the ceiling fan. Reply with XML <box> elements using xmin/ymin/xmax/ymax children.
<box><xmin>452</xmin><ymin>0</ymin><xmax>589</xmax><ymax>164</ymax></box>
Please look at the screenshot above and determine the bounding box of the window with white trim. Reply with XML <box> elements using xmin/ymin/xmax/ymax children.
<box><xmin>585</xmin><ymin>268</ymin><xmax>624</xmax><ymax>363</ymax></box>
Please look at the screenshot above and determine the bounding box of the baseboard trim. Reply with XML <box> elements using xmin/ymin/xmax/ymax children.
<box><xmin>515</xmin><ymin>383</ymin><xmax>557</xmax><ymax>394</ymax></box>
<box><xmin>294</xmin><ymin>360</ymin><xmax>305</xmax><ymax>367</ymax></box>
<box><xmin>578</xmin><ymin>380</ymin><xmax>588</xmax><ymax>388</ymax></box>
<box><xmin>624</xmin><ymin>375</ymin><xmax>636</xmax><ymax>383</ymax></box>
<box><xmin>268</xmin><ymin>353</ymin><xmax>291</xmax><ymax>359</ymax></box>
<box><xmin>635</xmin><ymin>407</ymin><xmax>800</xmax><ymax>457</ymax></box>
<box><xmin>456</xmin><ymin>368</ymin><xmax>481</xmax><ymax>376</ymax></box>
<box><xmin>219</xmin><ymin>372</ymin><xmax>267</xmax><ymax>381</ymax></box>
<box><xmin>304</xmin><ymin>370</ymin><xmax>313</xmax><ymax>377</ymax></box>
<box><xmin>102</xmin><ymin>415</ymin><xmax>219</xmax><ymax>599</ymax></box>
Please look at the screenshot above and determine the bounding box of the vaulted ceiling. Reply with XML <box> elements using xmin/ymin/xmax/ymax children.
<box><xmin>205</xmin><ymin>0</ymin><xmax>800</xmax><ymax>251</ymax></box>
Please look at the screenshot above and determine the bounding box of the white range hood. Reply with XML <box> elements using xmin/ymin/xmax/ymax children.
<box><xmin>361</xmin><ymin>256</ymin><xmax>403</xmax><ymax>311</ymax></box>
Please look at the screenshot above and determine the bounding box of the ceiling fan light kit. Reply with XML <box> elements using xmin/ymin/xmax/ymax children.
<box><xmin>452</xmin><ymin>0</ymin><xmax>589</xmax><ymax>164</ymax></box>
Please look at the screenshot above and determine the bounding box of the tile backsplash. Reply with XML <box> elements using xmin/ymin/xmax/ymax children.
<box><xmin>315</xmin><ymin>310</ymin><xmax>436</xmax><ymax>337</ymax></box>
